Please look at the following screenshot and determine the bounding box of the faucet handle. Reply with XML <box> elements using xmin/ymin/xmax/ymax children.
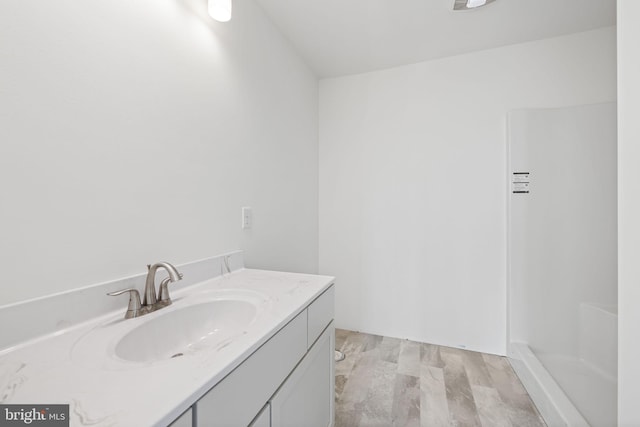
<box><xmin>158</xmin><ymin>272</ymin><xmax>184</xmax><ymax>306</ymax></box>
<box><xmin>107</xmin><ymin>288</ymin><xmax>143</xmax><ymax>319</ymax></box>
<box><xmin>157</xmin><ymin>277</ymin><xmax>174</xmax><ymax>306</ymax></box>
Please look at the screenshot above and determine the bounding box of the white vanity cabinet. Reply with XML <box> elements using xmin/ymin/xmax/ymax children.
<box><xmin>191</xmin><ymin>284</ymin><xmax>335</xmax><ymax>427</ymax></box>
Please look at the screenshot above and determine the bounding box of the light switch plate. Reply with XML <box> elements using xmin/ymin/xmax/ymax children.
<box><xmin>242</xmin><ymin>207</ymin><xmax>252</xmax><ymax>229</ymax></box>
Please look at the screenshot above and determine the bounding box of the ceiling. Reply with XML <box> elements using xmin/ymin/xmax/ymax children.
<box><xmin>253</xmin><ymin>0</ymin><xmax>616</xmax><ymax>78</ymax></box>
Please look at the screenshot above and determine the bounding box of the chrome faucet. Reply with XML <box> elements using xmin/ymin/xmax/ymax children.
<box><xmin>108</xmin><ymin>261</ymin><xmax>183</xmax><ymax>319</ymax></box>
<box><xmin>144</xmin><ymin>262</ymin><xmax>183</xmax><ymax>306</ymax></box>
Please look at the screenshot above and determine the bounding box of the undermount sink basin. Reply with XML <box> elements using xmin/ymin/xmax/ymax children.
<box><xmin>115</xmin><ymin>299</ymin><xmax>258</xmax><ymax>363</ymax></box>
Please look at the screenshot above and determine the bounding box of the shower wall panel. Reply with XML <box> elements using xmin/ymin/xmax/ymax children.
<box><xmin>508</xmin><ymin>103</ymin><xmax>617</xmax><ymax>426</ymax></box>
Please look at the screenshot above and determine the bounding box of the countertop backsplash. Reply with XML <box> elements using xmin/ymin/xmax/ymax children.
<box><xmin>0</xmin><ymin>251</ymin><xmax>244</xmax><ymax>353</ymax></box>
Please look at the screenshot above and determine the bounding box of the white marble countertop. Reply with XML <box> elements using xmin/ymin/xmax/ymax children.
<box><xmin>0</xmin><ymin>268</ymin><xmax>334</xmax><ymax>427</ymax></box>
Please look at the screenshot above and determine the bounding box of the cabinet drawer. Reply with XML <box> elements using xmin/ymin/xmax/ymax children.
<box><xmin>307</xmin><ymin>285</ymin><xmax>334</xmax><ymax>348</ymax></box>
<box><xmin>169</xmin><ymin>408</ymin><xmax>192</xmax><ymax>427</ymax></box>
<box><xmin>197</xmin><ymin>311</ymin><xmax>307</xmax><ymax>426</ymax></box>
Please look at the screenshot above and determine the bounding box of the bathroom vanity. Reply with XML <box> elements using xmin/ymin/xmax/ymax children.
<box><xmin>175</xmin><ymin>283</ymin><xmax>334</xmax><ymax>427</ymax></box>
<box><xmin>0</xmin><ymin>253</ymin><xmax>335</xmax><ymax>427</ymax></box>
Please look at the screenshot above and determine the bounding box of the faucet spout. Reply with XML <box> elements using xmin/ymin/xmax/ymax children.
<box><xmin>144</xmin><ymin>262</ymin><xmax>183</xmax><ymax>307</ymax></box>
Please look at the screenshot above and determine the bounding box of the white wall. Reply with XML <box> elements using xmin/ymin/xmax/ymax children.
<box><xmin>0</xmin><ymin>0</ymin><xmax>319</xmax><ymax>306</ymax></box>
<box><xmin>617</xmin><ymin>1</ymin><xmax>640</xmax><ymax>425</ymax></box>
<box><xmin>319</xmin><ymin>27</ymin><xmax>616</xmax><ymax>355</ymax></box>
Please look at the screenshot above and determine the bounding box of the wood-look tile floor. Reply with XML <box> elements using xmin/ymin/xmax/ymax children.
<box><xmin>335</xmin><ymin>329</ymin><xmax>546</xmax><ymax>427</ymax></box>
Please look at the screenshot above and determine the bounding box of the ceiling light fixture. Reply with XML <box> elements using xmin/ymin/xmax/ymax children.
<box><xmin>467</xmin><ymin>0</ymin><xmax>486</xmax><ymax>7</ymax></box>
<box><xmin>453</xmin><ymin>0</ymin><xmax>495</xmax><ymax>10</ymax></box>
<box><xmin>208</xmin><ymin>0</ymin><xmax>232</xmax><ymax>22</ymax></box>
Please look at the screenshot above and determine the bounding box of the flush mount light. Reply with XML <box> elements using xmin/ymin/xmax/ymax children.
<box><xmin>208</xmin><ymin>0</ymin><xmax>232</xmax><ymax>22</ymax></box>
<box><xmin>453</xmin><ymin>0</ymin><xmax>495</xmax><ymax>10</ymax></box>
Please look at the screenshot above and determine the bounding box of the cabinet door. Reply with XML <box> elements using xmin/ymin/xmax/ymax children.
<box><xmin>270</xmin><ymin>322</ymin><xmax>335</xmax><ymax>427</ymax></box>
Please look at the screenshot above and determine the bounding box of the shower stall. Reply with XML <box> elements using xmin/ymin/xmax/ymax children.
<box><xmin>507</xmin><ymin>103</ymin><xmax>617</xmax><ymax>427</ymax></box>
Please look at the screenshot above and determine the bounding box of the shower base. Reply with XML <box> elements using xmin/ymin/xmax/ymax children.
<box><xmin>509</xmin><ymin>343</ymin><xmax>616</xmax><ymax>427</ymax></box>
